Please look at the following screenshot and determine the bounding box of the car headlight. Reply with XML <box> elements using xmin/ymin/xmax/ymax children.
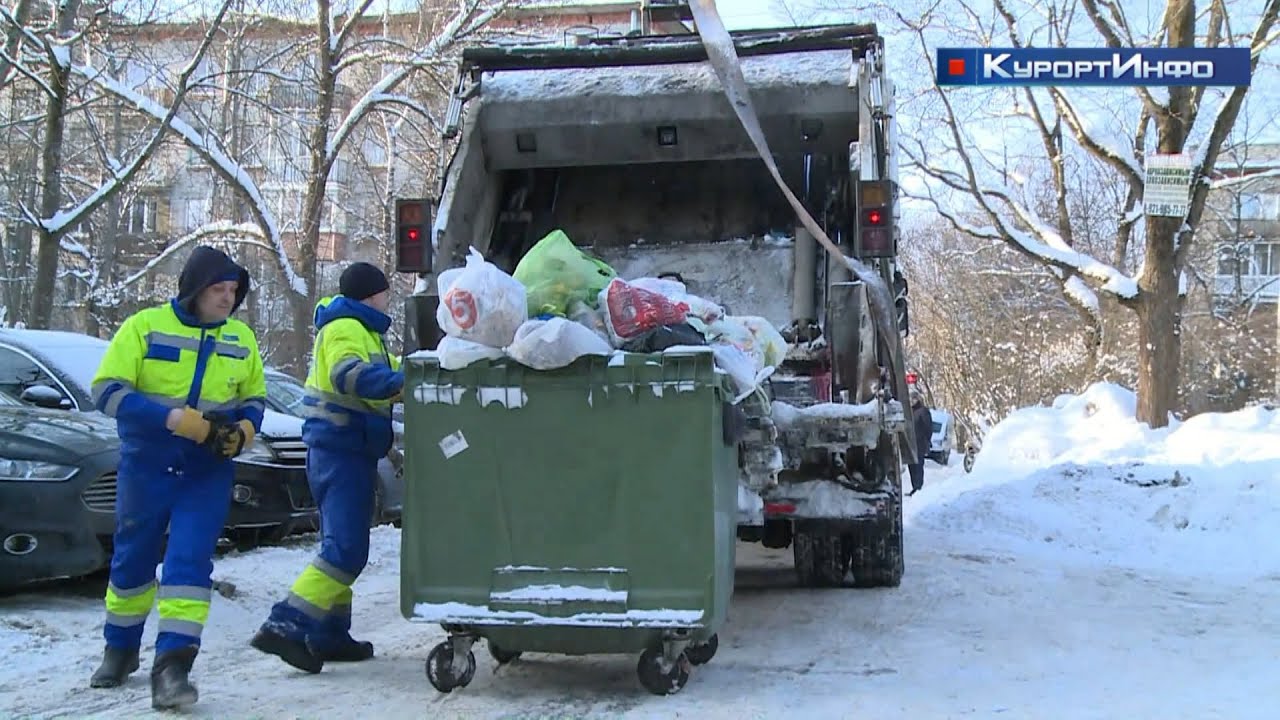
<box><xmin>235</xmin><ymin>437</ymin><xmax>277</xmax><ymax>464</ymax></box>
<box><xmin>0</xmin><ymin>458</ymin><xmax>78</xmax><ymax>481</ymax></box>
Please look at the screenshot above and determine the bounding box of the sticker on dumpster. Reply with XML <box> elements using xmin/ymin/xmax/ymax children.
<box><xmin>439</xmin><ymin>430</ymin><xmax>469</xmax><ymax>459</ymax></box>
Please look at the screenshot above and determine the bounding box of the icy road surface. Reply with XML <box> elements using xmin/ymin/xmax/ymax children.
<box><xmin>5</xmin><ymin>384</ymin><xmax>1280</xmax><ymax>719</ymax></box>
<box><xmin>2</xmin><ymin>461</ymin><xmax>1276</xmax><ymax>719</ymax></box>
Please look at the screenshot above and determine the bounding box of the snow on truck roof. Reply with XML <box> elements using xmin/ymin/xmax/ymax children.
<box><xmin>480</xmin><ymin>48</ymin><xmax>855</xmax><ymax>102</ymax></box>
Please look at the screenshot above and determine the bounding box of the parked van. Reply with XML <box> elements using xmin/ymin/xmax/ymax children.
<box><xmin>929</xmin><ymin>410</ymin><xmax>955</xmax><ymax>466</ymax></box>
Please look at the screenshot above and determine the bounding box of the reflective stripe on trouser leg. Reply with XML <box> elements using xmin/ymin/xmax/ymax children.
<box><xmin>285</xmin><ymin>557</ymin><xmax>355</xmax><ymax>620</ymax></box>
<box><xmin>104</xmin><ymin>579</ymin><xmax>157</xmax><ymax>643</ymax></box>
<box><xmin>156</xmin><ymin>584</ymin><xmax>213</xmax><ymax>643</ymax></box>
<box><xmin>154</xmin><ymin>462</ymin><xmax>233</xmax><ymax>653</ymax></box>
<box><xmin>104</xmin><ymin>459</ymin><xmax>172</xmax><ymax>650</ymax></box>
<box><xmin>328</xmin><ymin>586</ymin><xmax>354</xmax><ymax>633</ymax></box>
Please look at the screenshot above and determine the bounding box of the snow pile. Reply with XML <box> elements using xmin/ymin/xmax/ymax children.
<box><xmin>909</xmin><ymin>383</ymin><xmax>1280</xmax><ymax>578</ymax></box>
<box><xmin>970</xmin><ymin>384</ymin><xmax>1158</xmax><ymax>475</ymax></box>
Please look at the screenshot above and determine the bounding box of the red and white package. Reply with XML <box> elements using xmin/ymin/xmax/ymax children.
<box><xmin>598</xmin><ymin>278</ymin><xmax>690</xmax><ymax>345</ymax></box>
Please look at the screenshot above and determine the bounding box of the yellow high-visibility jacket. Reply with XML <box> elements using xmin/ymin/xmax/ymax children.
<box><xmin>92</xmin><ymin>300</ymin><xmax>266</xmax><ymax>464</ymax></box>
<box><xmin>299</xmin><ymin>295</ymin><xmax>402</xmax><ymax>457</ymax></box>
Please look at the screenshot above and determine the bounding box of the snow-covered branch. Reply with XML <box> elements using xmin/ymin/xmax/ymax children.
<box><xmin>1209</xmin><ymin>168</ymin><xmax>1280</xmax><ymax>189</ymax></box>
<box><xmin>906</xmin><ymin>143</ymin><xmax>1139</xmax><ymax>302</ymax></box>
<box><xmin>1048</xmin><ymin>88</ymin><xmax>1144</xmax><ymax>187</ymax></box>
<box><xmin>41</xmin><ymin>0</ymin><xmax>234</xmax><ymax>236</ymax></box>
<box><xmin>0</xmin><ymin>42</ymin><xmax>53</xmax><ymax>97</ymax></box>
<box><xmin>325</xmin><ymin>0</ymin><xmax>506</xmax><ymax>161</ymax></box>
<box><xmin>88</xmin><ymin>222</ymin><xmax>270</xmax><ymax>304</ymax></box>
<box><xmin>332</xmin><ymin>0</ymin><xmax>377</xmax><ymax>58</ymax></box>
<box><xmin>71</xmin><ymin>56</ymin><xmax>308</xmax><ymax>297</ymax></box>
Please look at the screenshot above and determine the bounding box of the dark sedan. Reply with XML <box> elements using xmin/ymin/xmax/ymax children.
<box><xmin>0</xmin><ymin>389</ymin><xmax>116</xmax><ymax>591</ymax></box>
<box><xmin>0</xmin><ymin>328</ymin><xmax>319</xmax><ymax>546</ymax></box>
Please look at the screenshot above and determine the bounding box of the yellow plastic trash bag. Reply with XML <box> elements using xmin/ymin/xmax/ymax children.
<box><xmin>513</xmin><ymin>229</ymin><xmax>616</xmax><ymax>317</ymax></box>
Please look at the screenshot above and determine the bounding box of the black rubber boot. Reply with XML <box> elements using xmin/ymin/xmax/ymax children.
<box><xmin>89</xmin><ymin>645</ymin><xmax>140</xmax><ymax>688</ymax></box>
<box><xmin>251</xmin><ymin>626</ymin><xmax>324</xmax><ymax>673</ymax></box>
<box><xmin>312</xmin><ymin>635</ymin><xmax>374</xmax><ymax>663</ymax></box>
<box><xmin>150</xmin><ymin>646</ymin><xmax>199</xmax><ymax>710</ymax></box>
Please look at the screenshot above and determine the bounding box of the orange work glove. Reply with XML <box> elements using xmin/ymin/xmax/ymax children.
<box><xmin>169</xmin><ymin>407</ymin><xmax>212</xmax><ymax>443</ymax></box>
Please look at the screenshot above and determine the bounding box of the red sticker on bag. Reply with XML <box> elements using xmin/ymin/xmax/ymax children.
<box><xmin>445</xmin><ymin>288</ymin><xmax>478</xmax><ymax>330</ymax></box>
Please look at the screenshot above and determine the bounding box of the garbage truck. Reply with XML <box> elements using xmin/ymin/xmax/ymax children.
<box><xmin>396</xmin><ymin>5</ymin><xmax>914</xmax><ymax>592</ymax></box>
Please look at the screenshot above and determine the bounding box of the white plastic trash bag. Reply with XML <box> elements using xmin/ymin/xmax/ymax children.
<box><xmin>697</xmin><ymin>315</ymin><xmax>789</xmax><ymax>372</ymax></box>
<box><xmin>436</xmin><ymin>247</ymin><xmax>528</xmax><ymax>348</ymax></box>
<box><xmin>701</xmin><ymin>317</ymin><xmax>765</xmax><ymax>370</ymax></box>
<box><xmin>710</xmin><ymin>343</ymin><xmax>759</xmax><ymax>402</ymax></box>
<box><xmin>435</xmin><ymin>335</ymin><xmax>506</xmax><ymax>370</ymax></box>
<box><xmin>566</xmin><ymin>298</ymin><xmax>612</xmax><ymax>346</ymax></box>
<box><xmin>735</xmin><ymin>316</ymin><xmax>789</xmax><ymax>369</ymax></box>
<box><xmin>506</xmin><ymin>317</ymin><xmax>613</xmax><ymax>370</ymax></box>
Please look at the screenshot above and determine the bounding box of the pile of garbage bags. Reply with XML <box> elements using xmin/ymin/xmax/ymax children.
<box><xmin>433</xmin><ymin>230</ymin><xmax>789</xmax><ymax>401</ymax></box>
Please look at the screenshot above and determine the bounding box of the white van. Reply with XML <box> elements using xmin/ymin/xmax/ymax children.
<box><xmin>929</xmin><ymin>410</ymin><xmax>955</xmax><ymax>465</ymax></box>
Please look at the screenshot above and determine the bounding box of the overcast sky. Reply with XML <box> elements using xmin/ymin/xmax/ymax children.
<box><xmin>720</xmin><ymin>0</ymin><xmax>788</xmax><ymax>29</ymax></box>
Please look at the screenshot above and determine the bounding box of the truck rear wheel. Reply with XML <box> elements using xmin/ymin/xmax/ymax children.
<box><xmin>845</xmin><ymin>442</ymin><xmax>904</xmax><ymax>587</ymax></box>
<box><xmin>844</xmin><ymin>511</ymin><xmax>903</xmax><ymax>587</ymax></box>
<box><xmin>793</xmin><ymin>527</ymin><xmax>845</xmax><ymax>587</ymax></box>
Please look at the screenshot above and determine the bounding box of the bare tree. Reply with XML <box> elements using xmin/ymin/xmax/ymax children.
<box><xmin>902</xmin><ymin>216</ymin><xmax>1094</xmax><ymax>442</ymax></box>
<box><xmin>0</xmin><ymin>0</ymin><xmax>235</xmax><ymax>328</ymax></box>
<box><xmin>793</xmin><ymin>0</ymin><xmax>1279</xmax><ymax>428</ymax></box>
<box><xmin>72</xmin><ymin>1</ymin><xmax>506</xmax><ymax>371</ymax></box>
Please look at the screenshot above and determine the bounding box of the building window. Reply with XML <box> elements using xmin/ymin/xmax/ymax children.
<box><xmin>317</xmin><ymin>234</ymin><xmax>343</xmax><ymax>262</ymax></box>
<box><xmin>125</xmin><ymin>197</ymin><xmax>158</xmax><ymax>234</ymax></box>
<box><xmin>1250</xmin><ymin>241</ymin><xmax>1280</xmax><ymax>276</ymax></box>
<box><xmin>183</xmin><ymin>197</ymin><xmax>212</xmax><ymax>232</ymax></box>
<box><xmin>1217</xmin><ymin>247</ymin><xmax>1239</xmax><ymax>276</ymax></box>
<box><xmin>1238</xmin><ymin>193</ymin><xmax>1278</xmax><ymax>221</ymax></box>
<box><xmin>267</xmin><ymin>114</ymin><xmax>309</xmax><ymax>184</ymax></box>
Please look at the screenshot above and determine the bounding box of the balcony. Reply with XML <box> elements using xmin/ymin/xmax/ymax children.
<box><xmin>1214</xmin><ymin>274</ymin><xmax>1280</xmax><ymax>302</ymax></box>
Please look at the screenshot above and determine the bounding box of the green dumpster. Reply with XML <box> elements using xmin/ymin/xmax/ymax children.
<box><xmin>400</xmin><ymin>347</ymin><xmax>738</xmax><ymax>695</ymax></box>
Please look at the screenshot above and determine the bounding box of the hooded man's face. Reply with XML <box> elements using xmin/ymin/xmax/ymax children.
<box><xmin>363</xmin><ymin>289</ymin><xmax>391</xmax><ymax>315</ymax></box>
<box><xmin>196</xmin><ymin>280</ymin><xmax>238</xmax><ymax>323</ymax></box>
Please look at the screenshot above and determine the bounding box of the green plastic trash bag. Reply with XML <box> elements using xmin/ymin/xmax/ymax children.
<box><xmin>514</xmin><ymin>229</ymin><xmax>616</xmax><ymax>317</ymax></box>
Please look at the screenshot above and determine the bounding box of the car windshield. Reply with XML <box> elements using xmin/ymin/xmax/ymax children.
<box><xmin>932</xmin><ymin>421</ymin><xmax>942</xmax><ymax>433</ymax></box>
<box><xmin>266</xmin><ymin>374</ymin><xmax>306</xmax><ymax>416</ymax></box>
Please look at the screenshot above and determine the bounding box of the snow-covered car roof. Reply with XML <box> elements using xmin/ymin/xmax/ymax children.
<box><xmin>1</xmin><ymin>328</ymin><xmax>302</xmax><ymax>438</ymax></box>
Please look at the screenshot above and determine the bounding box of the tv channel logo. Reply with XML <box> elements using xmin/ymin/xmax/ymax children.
<box><xmin>936</xmin><ymin>47</ymin><xmax>1251</xmax><ymax>87</ymax></box>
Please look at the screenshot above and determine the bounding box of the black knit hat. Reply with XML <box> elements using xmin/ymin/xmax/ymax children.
<box><xmin>340</xmin><ymin>262</ymin><xmax>390</xmax><ymax>301</ymax></box>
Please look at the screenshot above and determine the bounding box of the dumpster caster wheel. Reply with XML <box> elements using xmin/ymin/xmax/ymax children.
<box><xmin>425</xmin><ymin>640</ymin><xmax>476</xmax><ymax>693</ymax></box>
<box><xmin>637</xmin><ymin>647</ymin><xmax>691</xmax><ymax>696</ymax></box>
<box><xmin>686</xmin><ymin>634</ymin><xmax>718</xmax><ymax>666</ymax></box>
<box><xmin>487</xmin><ymin>640</ymin><xmax>522</xmax><ymax>665</ymax></box>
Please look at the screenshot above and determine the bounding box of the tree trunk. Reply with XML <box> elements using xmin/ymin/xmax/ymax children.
<box><xmin>1136</xmin><ymin>215</ymin><xmax>1182</xmax><ymax>428</ymax></box>
<box><xmin>276</xmin><ymin>0</ymin><xmax>339</xmax><ymax>373</ymax></box>
<box><xmin>29</xmin><ymin>0</ymin><xmax>79</xmax><ymax>329</ymax></box>
<box><xmin>88</xmin><ymin>59</ymin><xmax>129</xmax><ymax>338</ymax></box>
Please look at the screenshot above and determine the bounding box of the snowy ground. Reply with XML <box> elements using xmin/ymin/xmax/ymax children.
<box><xmin>3</xmin><ymin>384</ymin><xmax>1279</xmax><ymax>719</ymax></box>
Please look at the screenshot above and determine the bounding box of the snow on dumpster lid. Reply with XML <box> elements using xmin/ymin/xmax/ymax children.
<box><xmin>411</xmin><ymin>601</ymin><xmax>704</xmax><ymax>627</ymax></box>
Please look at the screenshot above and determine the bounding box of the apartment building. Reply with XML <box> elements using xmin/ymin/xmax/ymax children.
<box><xmin>1202</xmin><ymin>142</ymin><xmax>1280</xmax><ymax>402</ymax></box>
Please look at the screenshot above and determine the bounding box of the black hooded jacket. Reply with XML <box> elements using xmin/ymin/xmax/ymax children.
<box><xmin>175</xmin><ymin>245</ymin><xmax>251</xmax><ymax>320</ymax></box>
